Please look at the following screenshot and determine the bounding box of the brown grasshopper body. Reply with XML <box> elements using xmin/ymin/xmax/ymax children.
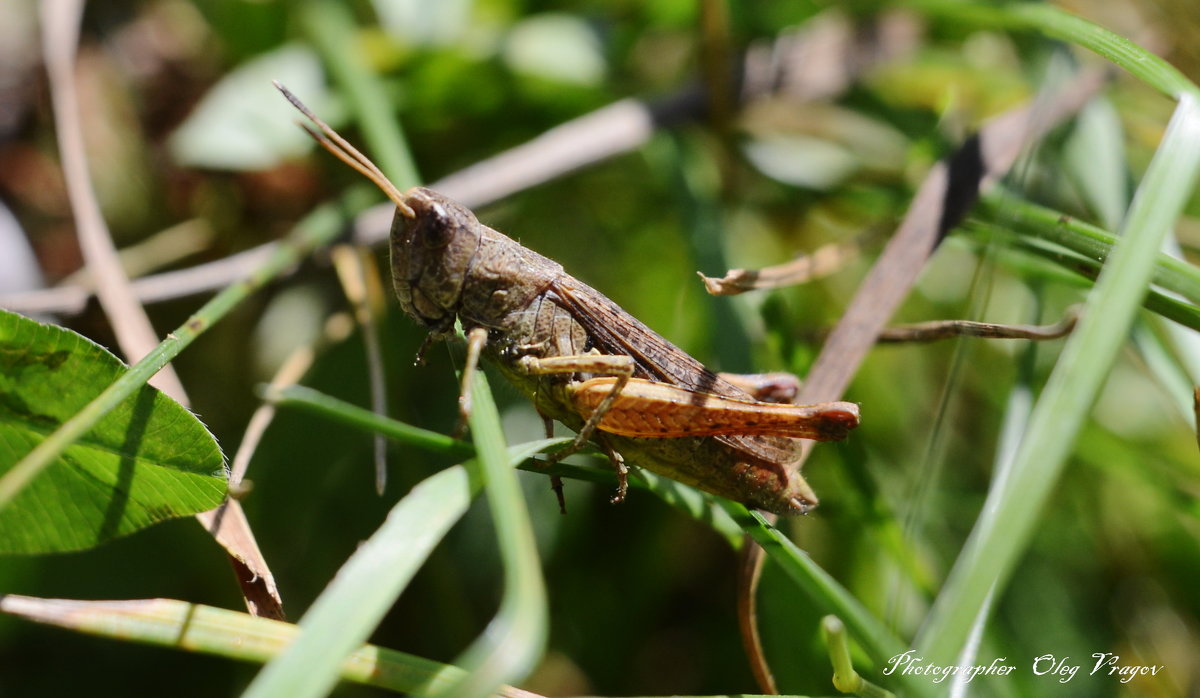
<box><xmin>393</xmin><ymin>189</ymin><xmax>857</xmax><ymax>514</ymax></box>
<box><xmin>278</xmin><ymin>83</ymin><xmax>859</xmax><ymax>515</ymax></box>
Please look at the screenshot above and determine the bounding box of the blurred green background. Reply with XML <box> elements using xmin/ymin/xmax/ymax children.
<box><xmin>1</xmin><ymin>0</ymin><xmax>1199</xmax><ymax>696</ymax></box>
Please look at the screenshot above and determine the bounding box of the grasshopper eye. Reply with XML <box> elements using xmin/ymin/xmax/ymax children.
<box><xmin>421</xmin><ymin>202</ymin><xmax>455</xmax><ymax>249</ymax></box>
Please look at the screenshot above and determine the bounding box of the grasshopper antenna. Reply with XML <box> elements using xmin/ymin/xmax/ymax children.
<box><xmin>273</xmin><ymin>81</ymin><xmax>416</xmax><ymax>219</ymax></box>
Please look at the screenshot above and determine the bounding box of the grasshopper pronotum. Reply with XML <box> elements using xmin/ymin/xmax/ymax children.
<box><xmin>277</xmin><ymin>83</ymin><xmax>859</xmax><ymax>515</ymax></box>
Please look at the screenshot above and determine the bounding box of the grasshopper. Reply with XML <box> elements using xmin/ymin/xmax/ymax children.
<box><xmin>277</xmin><ymin>83</ymin><xmax>859</xmax><ymax>515</ymax></box>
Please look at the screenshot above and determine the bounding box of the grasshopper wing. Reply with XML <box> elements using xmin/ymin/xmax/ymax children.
<box><xmin>549</xmin><ymin>277</ymin><xmax>749</xmax><ymax>398</ymax></box>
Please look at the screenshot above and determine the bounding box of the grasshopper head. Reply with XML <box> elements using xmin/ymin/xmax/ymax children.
<box><xmin>390</xmin><ymin>187</ymin><xmax>483</xmax><ymax>333</ymax></box>
<box><xmin>273</xmin><ymin>83</ymin><xmax>483</xmax><ymax>334</ymax></box>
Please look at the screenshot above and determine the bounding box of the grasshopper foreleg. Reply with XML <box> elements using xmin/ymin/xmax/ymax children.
<box><xmin>453</xmin><ymin>327</ymin><xmax>490</xmax><ymax>438</ymax></box>
<box><xmin>414</xmin><ymin>333</ymin><xmax>438</xmax><ymax>366</ymax></box>
<box><xmin>536</xmin><ymin>413</ymin><xmax>568</xmax><ymax>514</ymax></box>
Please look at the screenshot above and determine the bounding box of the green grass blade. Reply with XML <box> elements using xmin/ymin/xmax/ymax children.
<box><xmin>264</xmin><ymin>382</ymin><xmax>747</xmax><ymax>546</ymax></box>
<box><xmin>241</xmin><ymin>464</ymin><xmax>475</xmax><ymax>698</ymax></box>
<box><xmin>243</xmin><ymin>432</ymin><xmax>552</xmax><ymax>698</ymax></box>
<box><xmin>263</xmin><ymin>382</ymin><xmax>572</xmax><ymax>465</ymax></box>
<box><xmin>0</xmin><ymin>595</ymin><xmax>536</xmax><ymax>697</ymax></box>
<box><xmin>731</xmin><ymin>507</ymin><xmax>908</xmax><ymax>659</ymax></box>
<box><xmin>977</xmin><ymin>190</ymin><xmax>1200</xmax><ymax>305</ymax></box>
<box><xmin>903</xmin><ymin>0</ymin><xmax>1198</xmax><ymax>99</ymax></box>
<box><xmin>429</xmin><ymin>371</ymin><xmax>548</xmax><ymax>698</ymax></box>
<box><xmin>1063</xmin><ymin>98</ymin><xmax>1129</xmax><ymax>229</ymax></box>
<box><xmin>946</xmin><ymin>343</ymin><xmax>1037</xmax><ymax>695</ymax></box>
<box><xmin>262</xmin><ymin>383</ymin><xmax>473</xmax><ymax>458</ymax></box>
<box><xmin>962</xmin><ymin>224</ymin><xmax>1200</xmax><ymax>331</ymax></box>
<box><xmin>916</xmin><ymin>93</ymin><xmax>1200</xmax><ymax>665</ymax></box>
<box><xmin>299</xmin><ymin>0</ymin><xmax>421</xmax><ymax>189</ymax></box>
<box><xmin>718</xmin><ymin>503</ymin><xmax>927</xmax><ymax>696</ymax></box>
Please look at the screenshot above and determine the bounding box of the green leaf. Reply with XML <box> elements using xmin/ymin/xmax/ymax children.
<box><xmin>168</xmin><ymin>43</ymin><xmax>327</xmax><ymax>170</ymax></box>
<box><xmin>503</xmin><ymin>14</ymin><xmax>607</xmax><ymax>86</ymax></box>
<box><xmin>0</xmin><ymin>310</ymin><xmax>226</xmax><ymax>554</ymax></box>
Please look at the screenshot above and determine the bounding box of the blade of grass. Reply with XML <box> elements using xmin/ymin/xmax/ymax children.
<box><xmin>263</xmin><ymin>383</ymin><xmax>747</xmax><ymax>543</ymax></box>
<box><xmin>1153</xmin><ymin>237</ymin><xmax>1200</xmax><ymax>396</ymax></box>
<box><xmin>903</xmin><ymin>0</ymin><xmax>1198</xmax><ymax>99</ymax></box>
<box><xmin>947</xmin><ymin>336</ymin><xmax>1038</xmax><ymax>697</ymax></box>
<box><xmin>428</xmin><ymin>371</ymin><xmax>547</xmax><ymax>698</ymax></box>
<box><xmin>916</xmin><ymin>93</ymin><xmax>1200</xmax><ymax>665</ymax></box>
<box><xmin>977</xmin><ymin>190</ymin><xmax>1200</xmax><ymax>305</ymax></box>
<box><xmin>1134</xmin><ymin>323</ymin><xmax>1199</xmax><ymax>421</ymax></box>
<box><xmin>241</xmin><ymin>465</ymin><xmax>471</xmax><ymax>698</ymax></box>
<box><xmin>965</xmin><ymin>222</ymin><xmax>1200</xmax><ymax>332</ymax></box>
<box><xmin>0</xmin><ymin>196</ymin><xmax>363</xmax><ymax>512</ymax></box>
<box><xmin>299</xmin><ymin>0</ymin><xmax>420</xmax><ymax>189</ymax></box>
<box><xmin>0</xmin><ymin>595</ymin><xmax>541</xmax><ymax>697</ymax></box>
<box><xmin>243</xmin><ymin>433</ymin><xmax>551</xmax><ymax>698</ymax></box>
<box><xmin>261</xmin><ymin>383</ymin><xmax>474</xmax><ymax>458</ymax></box>
<box><xmin>717</xmin><ymin>502</ymin><xmax>928</xmax><ymax>696</ymax></box>
<box><xmin>1063</xmin><ymin>98</ymin><xmax>1129</xmax><ymax>230</ymax></box>
<box><xmin>987</xmin><ymin>190</ymin><xmax>1200</xmax><ymax>412</ymax></box>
